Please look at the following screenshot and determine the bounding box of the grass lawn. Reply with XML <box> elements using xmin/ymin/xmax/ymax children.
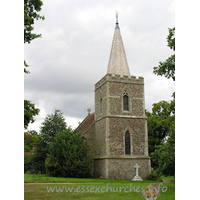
<box><xmin>24</xmin><ymin>174</ymin><xmax>175</xmax><ymax>200</ymax></box>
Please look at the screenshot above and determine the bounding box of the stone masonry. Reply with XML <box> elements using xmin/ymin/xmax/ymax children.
<box><xmin>76</xmin><ymin>14</ymin><xmax>151</xmax><ymax>179</ymax></box>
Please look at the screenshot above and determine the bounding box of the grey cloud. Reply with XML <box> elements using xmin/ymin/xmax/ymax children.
<box><xmin>24</xmin><ymin>0</ymin><xmax>175</xmax><ymax>130</ymax></box>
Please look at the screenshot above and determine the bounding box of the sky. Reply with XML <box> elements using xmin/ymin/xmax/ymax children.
<box><xmin>24</xmin><ymin>0</ymin><xmax>175</xmax><ymax>132</ymax></box>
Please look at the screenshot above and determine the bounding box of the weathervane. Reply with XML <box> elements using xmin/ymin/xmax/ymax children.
<box><xmin>115</xmin><ymin>10</ymin><xmax>119</xmax><ymax>29</ymax></box>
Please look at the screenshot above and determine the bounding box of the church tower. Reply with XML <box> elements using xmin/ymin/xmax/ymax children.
<box><xmin>77</xmin><ymin>13</ymin><xmax>151</xmax><ymax>179</ymax></box>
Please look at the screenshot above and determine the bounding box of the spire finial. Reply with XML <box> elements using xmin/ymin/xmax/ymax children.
<box><xmin>115</xmin><ymin>11</ymin><xmax>119</xmax><ymax>29</ymax></box>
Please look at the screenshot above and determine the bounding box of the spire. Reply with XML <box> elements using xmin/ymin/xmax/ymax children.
<box><xmin>107</xmin><ymin>12</ymin><xmax>130</xmax><ymax>76</ymax></box>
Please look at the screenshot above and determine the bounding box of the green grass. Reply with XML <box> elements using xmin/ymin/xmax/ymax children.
<box><xmin>24</xmin><ymin>174</ymin><xmax>175</xmax><ymax>200</ymax></box>
<box><xmin>24</xmin><ymin>174</ymin><xmax>109</xmax><ymax>183</ymax></box>
<box><xmin>160</xmin><ymin>175</ymin><xmax>175</xmax><ymax>181</ymax></box>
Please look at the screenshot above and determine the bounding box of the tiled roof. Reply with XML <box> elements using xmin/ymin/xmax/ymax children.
<box><xmin>76</xmin><ymin>113</ymin><xmax>95</xmax><ymax>136</ymax></box>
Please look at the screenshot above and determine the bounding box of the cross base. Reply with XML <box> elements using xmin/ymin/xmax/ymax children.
<box><xmin>132</xmin><ymin>175</ymin><xmax>143</xmax><ymax>181</ymax></box>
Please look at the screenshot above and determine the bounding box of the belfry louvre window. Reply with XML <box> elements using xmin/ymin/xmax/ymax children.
<box><xmin>125</xmin><ymin>131</ymin><xmax>131</xmax><ymax>155</ymax></box>
<box><xmin>123</xmin><ymin>89</ymin><xmax>129</xmax><ymax>111</ymax></box>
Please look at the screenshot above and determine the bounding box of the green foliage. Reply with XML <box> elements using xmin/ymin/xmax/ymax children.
<box><xmin>152</xmin><ymin>123</ymin><xmax>175</xmax><ymax>177</ymax></box>
<box><xmin>40</xmin><ymin>109</ymin><xmax>67</xmax><ymax>143</ymax></box>
<box><xmin>153</xmin><ymin>54</ymin><xmax>175</xmax><ymax>81</ymax></box>
<box><xmin>24</xmin><ymin>154</ymin><xmax>34</xmax><ymax>173</ymax></box>
<box><xmin>153</xmin><ymin>27</ymin><xmax>175</xmax><ymax>81</ymax></box>
<box><xmin>145</xmin><ymin>171</ymin><xmax>160</xmax><ymax>181</ymax></box>
<box><xmin>24</xmin><ymin>0</ymin><xmax>45</xmax><ymax>73</ymax></box>
<box><xmin>45</xmin><ymin>158</ymin><xmax>62</xmax><ymax>177</ymax></box>
<box><xmin>31</xmin><ymin>136</ymin><xmax>48</xmax><ymax>174</ymax></box>
<box><xmin>24</xmin><ymin>100</ymin><xmax>40</xmax><ymax>129</ymax></box>
<box><xmin>24</xmin><ymin>131</ymin><xmax>39</xmax><ymax>153</ymax></box>
<box><xmin>24</xmin><ymin>0</ymin><xmax>45</xmax><ymax>44</ymax></box>
<box><xmin>146</xmin><ymin>95</ymin><xmax>175</xmax><ymax>168</ymax></box>
<box><xmin>28</xmin><ymin>130</ymin><xmax>39</xmax><ymax>137</ymax></box>
<box><xmin>24</xmin><ymin>131</ymin><xmax>39</xmax><ymax>172</ymax></box>
<box><xmin>147</xmin><ymin>111</ymin><xmax>171</xmax><ymax>156</ymax></box>
<box><xmin>46</xmin><ymin>129</ymin><xmax>93</xmax><ymax>178</ymax></box>
<box><xmin>31</xmin><ymin>109</ymin><xmax>67</xmax><ymax>174</ymax></box>
<box><xmin>24</xmin><ymin>132</ymin><xmax>36</xmax><ymax>150</ymax></box>
<box><xmin>167</xmin><ymin>27</ymin><xmax>175</xmax><ymax>51</ymax></box>
<box><xmin>151</xmin><ymin>26</ymin><xmax>175</xmax><ymax>172</ymax></box>
<box><xmin>24</xmin><ymin>145</ymin><xmax>32</xmax><ymax>153</ymax></box>
<box><xmin>24</xmin><ymin>60</ymin><xmax>30</xmax><ymax>74</ymax></box>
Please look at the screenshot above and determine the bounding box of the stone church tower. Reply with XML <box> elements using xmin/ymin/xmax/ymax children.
<box><xmin>77</xmin><ymin>14</ymin><xmax>151</xmax><ymax>179</ymax></box>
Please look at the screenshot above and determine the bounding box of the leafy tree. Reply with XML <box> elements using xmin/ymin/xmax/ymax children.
<box><xmin>24</xmin><ymin>100</ymin><xmax>40</xmax><ymax>129</ymax></box>
<box><xmin>31</xmin><ymin>136</ymin><xmax>48</xmax><ymax>174</ymax></box>
<box><xmin>24</xmin><ymin>132</ymin><xmax>35</xmax><ymax>150</ymax></box>
<box><xmin>153</xmin><ymin>27</ymin><xmax>175</xmax><ymax>81</ymax></box>
<box><xmin>24</xmin><ymin>145</ymin><xmax>32</xmax><ymax>153</ymax></box>
<box><xmin>28</xmin><ymin>130</ymin><xmax>38</xmax><ymax>137</ymax></box>
<box><xmin>24</xmin><ymin>0</ymin><xmax>45</xmax><ymax>44</ymax></box>
<box><xmin>40</xmin><ymin>109</ymin><xmax>67</xmax><ymax>143</ymax></box>
<box><xmin>24</xmin><ymin>1</ymin><xmax>44</xmax><ymax>127</ymax></box>
<box><xmin>31</xmin><ymin>109</ymin><xmax>67</xmax><ymax>173</ymax></box>
<box><xmin>24</xmin><ymin>154</ymin><xmax>34</xmax><ymax>173</ymax></box>
<box><xmin>24</xmin><ymin>0</ymin><xmax>45</xmax><ymax>73</ymax></box>
<box><xmin>167</xmin><ymin>27</ymin><xmax>175</xmax><ymax>51</ymax></box>
<box><xmin>151</xmin><ymin>122</ymin><xmax>175</xmax><ymax>176</ymax></box>
<box><xmin>46</xmin><ymin>128</ymin><xmax>93</xmax><ymax>178</ymax></box>
<box><xmin>148</xmin><ymin>27</ymin><xmax>175</xmax><ymax>174</ymax></box>
<box><xmin>147</xmin><ymin>111</ymin><xmax>170</xmax><ymax>154</ymax></box>
<box><xmin>147</xmin><ymin>94</ymin><xmax>175</xmax><ymax>168</ymax></box>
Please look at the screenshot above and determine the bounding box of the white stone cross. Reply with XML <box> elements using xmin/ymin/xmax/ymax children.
<box><xmin>134</xmin><ymin>163</ymin><xmax>140</xmax><ymax>177</ymax></box>
<box><xmin>132</xmin><ymin>163</ymin><xmax>143</xmax><ymax>181</ymax></box>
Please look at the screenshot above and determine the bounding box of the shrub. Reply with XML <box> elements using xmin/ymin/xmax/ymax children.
<box><xmin>24</xmin><ymin>154</ymin><xmax>33</xmax><ymax>173</ymax></box>
<box><xmin>47</xmin><ymin>128</ymin><xmax>93</xmax><ymax>178</ymax></box>
<box><xmin>45</xmin><ymin>158</ymin><xmax>62</xmax><ymax>177</ymax></box>
<box><xmin>145</xmin><ymin>171</ymin><xmax>160</xmax><ymax>181</ymax></box>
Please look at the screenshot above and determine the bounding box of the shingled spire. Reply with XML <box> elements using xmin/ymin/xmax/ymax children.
<box><xmin>107</xmin><ymin>12</ymin><xmax>130</xmax><ymax>76</ymax></box>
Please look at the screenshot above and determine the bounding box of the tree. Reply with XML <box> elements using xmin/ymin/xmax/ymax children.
<box><xmin>153</xmin><ymin>27</ymin><xmax>175</xmax><ymax>81</ymax></box>
<box><xmin>24</xmin><ymin>1</ymin><xmax>44</xmax><ymax>125</ymax></box>
<box><xmin>151</xmin><ymin>123</ymin><xmax>175</xmax><ymax>176</ymax></box>
<box><xmin>31</xmin><ymin>110</ymin><xmax>67</xmax><ymax>173</ymax></box>
<box><xmin>46</xmin><ymin>128</ymin><xmax>93</xmax><ymax>178</ymax></box>
<box><xmin>146</xmin><ymin>96</ymin><xmax>175</xmax><ymax>169</ymax></box>
<box><xmin>31</xmin><ymin>136</ymin><xmax>48</xmax><ymax>174</ymax></box>
<box><xmin>24</xmin><ymin>100</ymin><xmax>40</xmax><ymax>129</ymax></box>
<box><xmin>28</xmin><ymin>130</ymin><xmax>38</xmax><ymax>137</ymax></box>
<box><xmin>24</xmin><ymin>0</ymin><xmax>45</xmax><ymax>73</ymax></box>
<box><xmin>40</xmin><ymin>109</ymin><xmax>67</xmax><ymax>143</ymax></box>
<box><xmin>24</xmin><ymin>154</ymin><xmax>34</xmax><ymax>173</ymax></box>
<box><xmin>24</xmin><ymin>0</ymin><xmax>45</xmax><ymax>44</ymax></box>
<box><xmin>24</xmin><ymin>132</ymin><xmax>38</xmax><ymax>151</ymax></box>
<box><xmin>148</xmin><ymin>27</ymin><xmax>175</xmax><ymax>174</ymax></box>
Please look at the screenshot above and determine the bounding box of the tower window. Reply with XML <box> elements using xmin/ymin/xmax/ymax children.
<box><xmin>123</xmin><ymin>89</ymin><xmax>129</xmax><ymax>111</ymax></box>
<box><xmin>125</xmin><ymin>131</ymin><xmax>130</xmax><ymax>155</ymax></box>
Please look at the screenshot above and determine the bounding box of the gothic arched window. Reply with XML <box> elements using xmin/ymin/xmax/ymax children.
<box><xmin>123</xmin><ymin>89</ymin><xmax>129</xmax><ymax>111</ymax></box>
<box><xmin>125</xmin><ymin>131</ymin><xmax>130</xmax><ymax>155</ymax></box>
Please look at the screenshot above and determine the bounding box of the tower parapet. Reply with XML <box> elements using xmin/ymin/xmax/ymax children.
<box><xmin>95</xmin><ymin>74</ymin><xmax>144</xmax><ymax>90</ymax></box>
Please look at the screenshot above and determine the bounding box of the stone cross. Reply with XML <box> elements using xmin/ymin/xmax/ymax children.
<box><xmin>134</xmin><ymin>163</ymin><xmax>140</xmax><ymax>177</ymax></box>
<box><xmin>132</xmin><ymin>163</ymin><xmax>143</xmax><ymax>181</ymax></box>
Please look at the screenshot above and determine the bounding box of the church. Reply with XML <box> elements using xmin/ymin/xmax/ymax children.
<box><xmin>77</xmin><ymin>13</ymin><xmax>151</xmax><ymax>180</ymax></box>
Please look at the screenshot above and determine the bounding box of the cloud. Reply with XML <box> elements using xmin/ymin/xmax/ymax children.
<box><xmin>24</xmin><ymin>0</ymin><xmax>175</xmax><ymax>132</ymax></box>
